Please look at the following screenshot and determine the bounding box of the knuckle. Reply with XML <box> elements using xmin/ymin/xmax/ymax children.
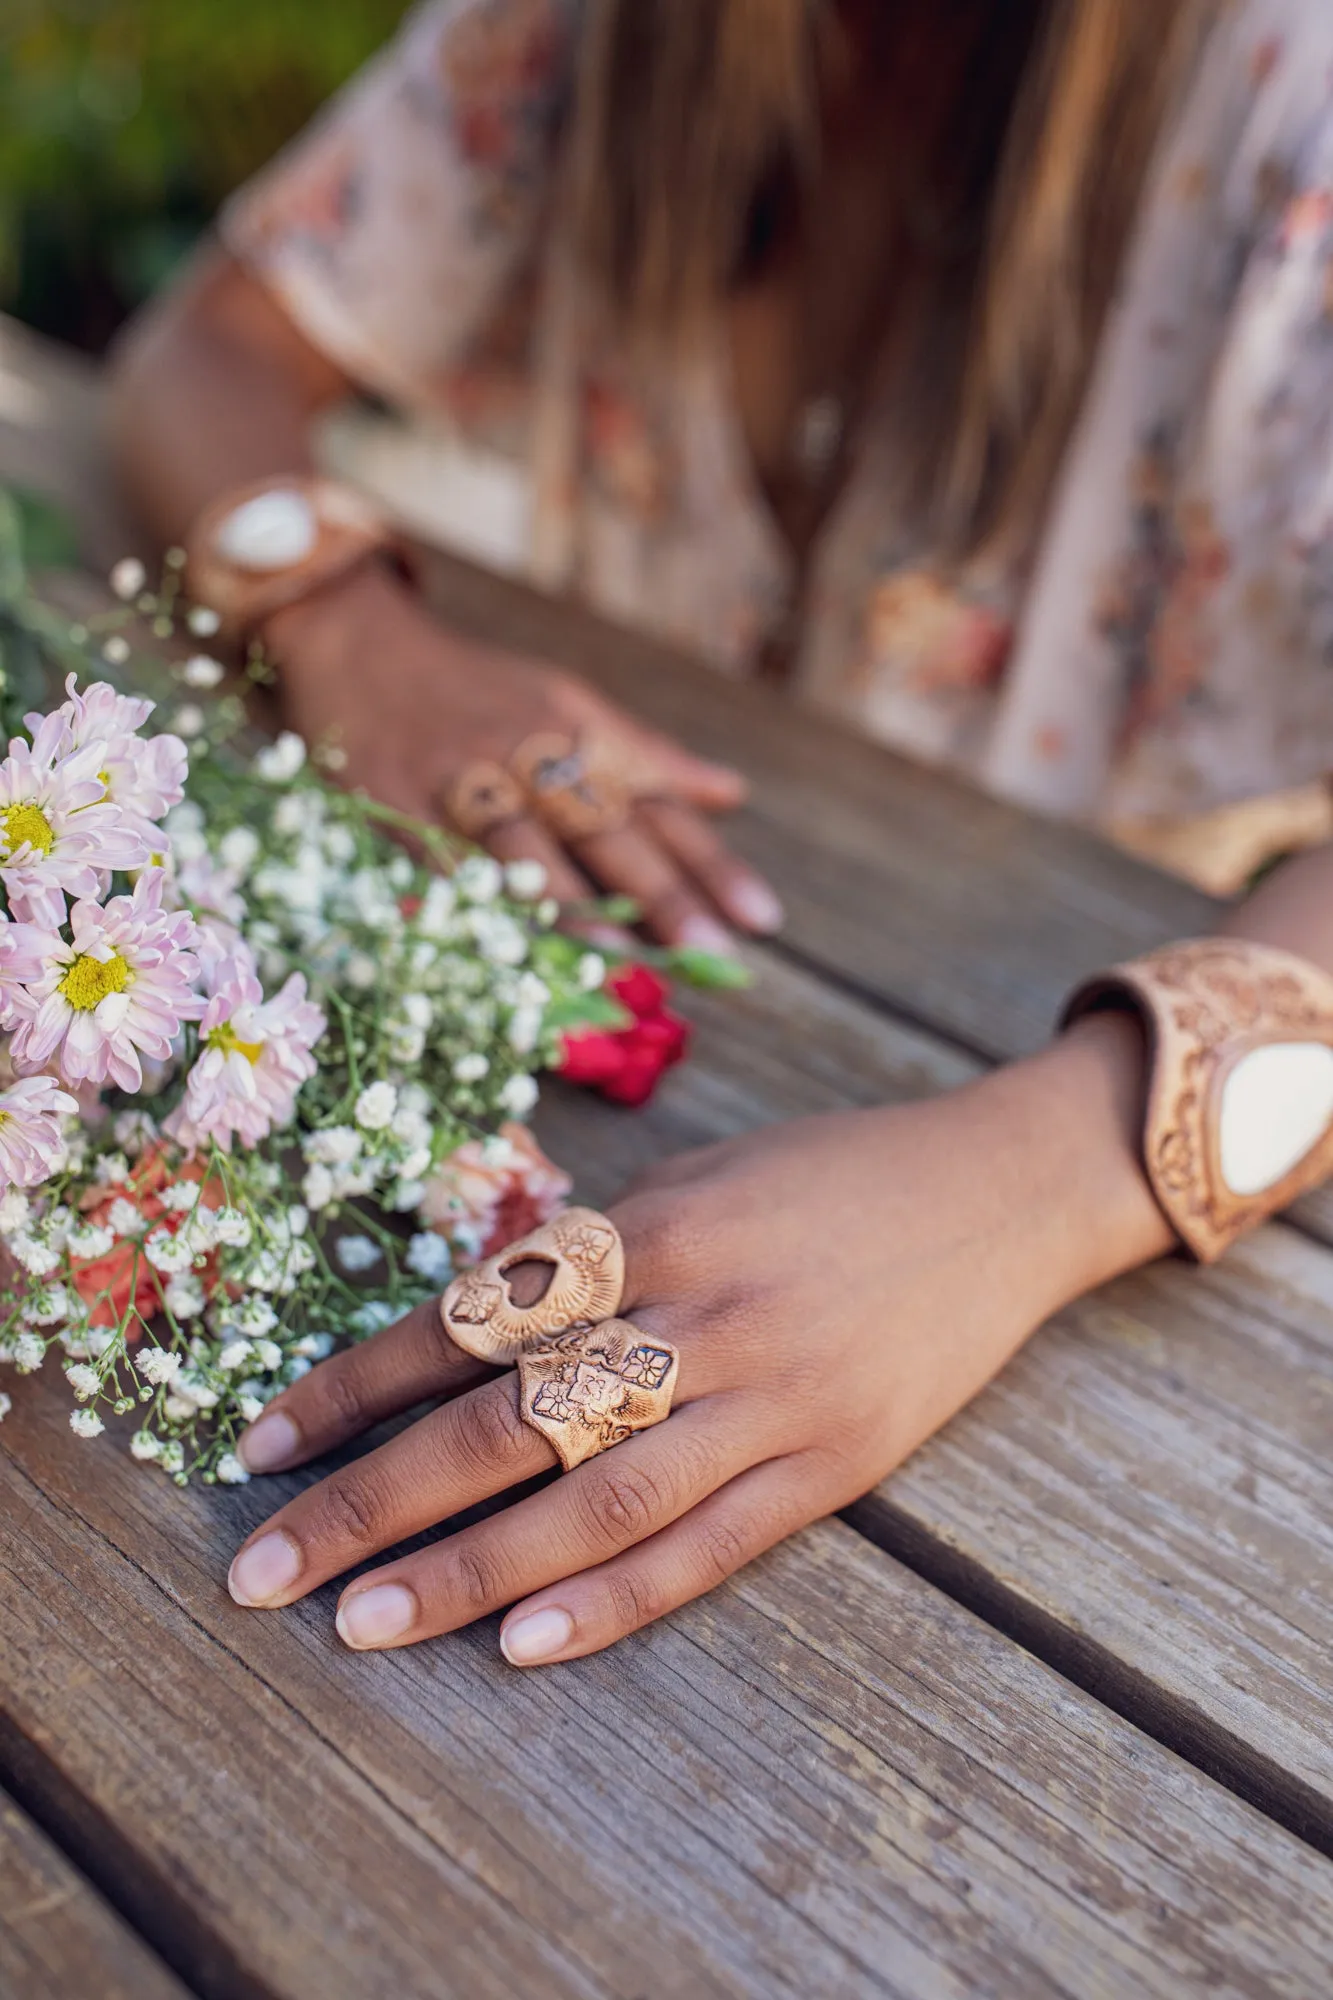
<box><xmin>695</xmin><ymin>1512</ymin><xmax>752</xmax><ymax>1587</ymax></box>
<box><xmin>603</xmin><ymin>1563</ymin><xmax>663</xmax><ymax>1633</ymax></box>
<box><xmin>319</xmin><ymin>1360</ymin><xmax>371</xmax><ymax>1432</ymax></box>
<box><xmin>640</xmin><ymin>883</ymin><xmax>696</xmax><ymax>931</ymax></box>
<box><xmin>316</xmin><ymin>1470</ymin><xmax>387</xmax><ymax>1547</ymax></box>
<box><xmin>630</xmin><ymin>1198</ymin><xmax>709</xmax><ymax>1295</ymax></box>
<box><xmin>578</xmin><ymin>1461</ymin><xmax>669</xmax><ymax>1547</ymax></box>
<box><xmin>448</xmin><ymin>1541</ymin><xmax>507</xmax><ymax>1614</ymax></box>
<box><xmin>454</xmin><ymin>1384</ymin><xmax>532</xmax><ymax>1474</ymax></box>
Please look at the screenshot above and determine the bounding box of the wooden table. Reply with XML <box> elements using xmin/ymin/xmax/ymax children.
<box><xmin>2</xmin><ymin>312</ymin><xmax>1333</xmax><ymax>1999</ymax></box>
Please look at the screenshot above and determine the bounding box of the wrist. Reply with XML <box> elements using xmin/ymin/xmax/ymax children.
<box><xmin>980</xmin><ymin>1012</ymin><xmax>1174</xmax><ymax>1315</ymax></box>
<box><xmin>260</xmin><ymin>556</ymin><xmax>419</xmax><ymax>679</ymax></box>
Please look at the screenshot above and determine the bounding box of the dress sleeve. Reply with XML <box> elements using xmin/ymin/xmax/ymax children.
<box><xmin>1143</xmin><ymin>83</ymin><xmax>1333</xmax><ymax>811</ymax></box>
<box><xmin>220</xmin><ymin>0</ymin><xmax>577</xmax><ymax>406</ymax></box>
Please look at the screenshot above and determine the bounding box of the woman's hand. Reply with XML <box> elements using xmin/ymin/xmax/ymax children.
<box><xmin>265</xmin><ymin>562</ymin><xmax>782</xmax><ymax>953</ymax></box>
<box><xmin>224</xmin><ymin>1017</ymin><xmax>1170</xmax><ymax>1665</ymax></box>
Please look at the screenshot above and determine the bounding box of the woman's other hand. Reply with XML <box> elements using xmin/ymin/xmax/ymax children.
<box><xmin>266</xmin><ymin>560</ymin><xmax>783</xmax><ymax>953</ymax></box>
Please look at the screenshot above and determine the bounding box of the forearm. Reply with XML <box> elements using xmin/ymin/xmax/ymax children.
<box><xmin>1216</xmin><ymin>839</ymin><xmax>1333</xmax><ymax>971</ymax></box>
<box><xmin>108</xmin><ymin>246</ymin><xmax>347</xmax><ymax>546</ymax></box>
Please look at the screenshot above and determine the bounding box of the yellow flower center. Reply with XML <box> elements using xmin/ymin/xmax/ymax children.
<box><xmin>1</xmin><ymin>801</ymin><xmax>55</xmax><ymax>857</ymax></box>
<box><xmin>60</xmin><ymin>951</ymin><xmax>131</xmax><ymax>1012</ymax></box>
<box><xmin>206</xmin><ymin>1023</ymin><xmax>264</xmax><ymax>1064</ymax></box>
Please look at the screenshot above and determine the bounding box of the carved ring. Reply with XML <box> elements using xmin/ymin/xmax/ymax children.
<box><xmin>510</xmin><ymin>732</ymin><xmax>633</xmax><ymax>842</ymax></box>
<box><xmin>518</xmin><ymin>1318</ymin><xmax>679</xmax><ymax>1469</ymax></box>
<box><xmin>440</xmin><ymin>1206</ymin><xmax>625</xmax><ymax>1364</ymax></box>
<box><xmin>442</xmin><ymin>760</ymin><xmax>528</xmax><ymax>841</ymax></box>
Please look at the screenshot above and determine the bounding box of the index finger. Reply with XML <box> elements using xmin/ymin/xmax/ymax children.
<box><xmin>228</xmin><ymin>1373</ymin><xmax>556</xmax><ymax>1609</ymax></box>
<box><xmin>237</xmin><ymin>1299</ymin><xmax>491</xmax><ymax>1474</ymax></box>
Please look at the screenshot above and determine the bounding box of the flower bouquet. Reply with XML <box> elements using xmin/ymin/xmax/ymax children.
<box><xmin>0</xmin><ymin>491</ymin><xmax>722</xmax><ymax>1481</ymax></box>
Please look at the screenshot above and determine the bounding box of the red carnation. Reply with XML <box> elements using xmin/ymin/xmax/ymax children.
<box><xmin>558</xmin><ymin>963</ymin><xmax>690</xmax><ymax>1107</ymax></box>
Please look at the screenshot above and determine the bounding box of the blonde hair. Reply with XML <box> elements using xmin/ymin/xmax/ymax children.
<box><xmin>570</xmin><ymin>0</ymin><xmax>1205</xmax><ymax>552</ymax></box>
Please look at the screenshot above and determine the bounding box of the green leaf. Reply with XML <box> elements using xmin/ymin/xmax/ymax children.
<box><xmin>666</xmin><ymin>946</ymin><xmax>753</xmax><ymax>990</ymax></box>
<box><xmin>543</xmin><ymin>992</ymin><xmax>633</xmax><ymax>1033</ymax></box>
<box><xmin>594</xmin><ymin>895</ymin><xmax>641</xmax><ymax>925</ymax></box>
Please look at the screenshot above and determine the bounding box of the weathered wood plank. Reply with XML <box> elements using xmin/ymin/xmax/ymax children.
<box><xmin>0</xmin><ymin>1784</ymin><xmax>191</xmax><ymax>2000</ymax></box>
<box><xmin>4</xmin><ymin>1367</ymin><xmax>1333</xmax><ymax>2000</ymax></box>
<box><xmin>542</xmin><ymin>952</ymin><xmax>1333</xmax><ymax>1845</ymax></box>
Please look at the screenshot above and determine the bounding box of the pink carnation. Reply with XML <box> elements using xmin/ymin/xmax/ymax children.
<box><xmin>419</xmin><ymin>1122</ymin><xmax>571</xmax><ymax>1262</ymax></box>
<box><xmin>165</xmin><ymin>942</ymin><xmax>325</xmax><ymax>1153</ymax></box>
<box><xmin>11</xmin><ymin>870</ymin><xmax>202</xmax><ymax>1093</ymax></box>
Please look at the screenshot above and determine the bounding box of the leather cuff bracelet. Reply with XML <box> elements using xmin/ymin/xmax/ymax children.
<box><xmin>1062</xmin><ymin>938</ymin><xmax>1333</xmax><ymax>1263</ymax></box>
<box><xmin>184</xmin><ymin>475</ymin><xmax>409</xmax><ymax>645</ymax></box>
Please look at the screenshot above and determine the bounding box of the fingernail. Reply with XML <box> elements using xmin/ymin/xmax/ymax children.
<box><xmin>583</xmin><ymin>923</ymin><xmax>635</xmax><ymax>953</ymax></box>
<box><xmin>238</xmin><ymin>1410</ymin><xmax>301</xmax><ymax>1474</ymax></box>
<box><xmin>500</xmin><ymin>1605</ymin><xmax>575</xmax><ymax>1666</ymax></box>
<box><xmin>336</xmin><ymin>1583</ymin><xmax>417</xmax><ymax>1650</ymax></box>
<box><xmin>677</xmin><ymin>915</ymin><xmax>737</xmax><ymax>956</ymax></box>
<box><xmin>228</xmin><ymin>1531</ymin><xmax>302</xmax><ymax>1607</ymax></box>
<box><xmin>729</xmin><ymin>879</ymin><xmax>784</xmax><ymax>934</ymax></box>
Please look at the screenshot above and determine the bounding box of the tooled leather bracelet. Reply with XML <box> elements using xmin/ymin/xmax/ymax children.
<box><xmin>183</xmin><ymin>474</ymin><xmax>411</xmax><ymax>645</ymax></box>
<box><xmin>1061</xmin><ymin>938</ymin><xmax>1333</xmax><ymax>1263</ymax></box>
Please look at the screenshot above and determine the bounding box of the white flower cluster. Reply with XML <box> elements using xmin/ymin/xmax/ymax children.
<box><xmin>0</xmin><ymin>557</ymin><xmax>621</xmax><ymax>1481</ymax></box>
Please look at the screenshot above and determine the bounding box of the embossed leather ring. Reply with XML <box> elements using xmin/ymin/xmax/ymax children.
<box><xmin>442</xmin><ymin>760</ymin><xmax>527</xmax><ymax>842</ymax></box>
<box><xmin>509</xmin><ymin>732</ymin><xmax>633</xmax><ymax>842</ymax></box>
<box><xmin>439</xmin><ymin>1206</ymin><xmax>679</xmax><ymax>1468</ymax></box>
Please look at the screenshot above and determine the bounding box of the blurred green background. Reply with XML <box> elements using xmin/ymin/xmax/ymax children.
<box><xmin>2</xmin><ymin>0</ymin><xmax>410</xmax><ymax>350</ymax></box>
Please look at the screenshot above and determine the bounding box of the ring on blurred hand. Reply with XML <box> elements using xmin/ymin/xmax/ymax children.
<box><xmin>509</xmin><ymin>731</ymin><xmax>632</xmax><ymax>841</ymax></box>
<box><xmin>517</xmin><ymin>1319</ymin><xmax>679</xmax><ymax>1470</ymax></box>
<box><xmin>440</xmin><ymin>1206</ymin><xmax>625</xmax><ymax>1364</ymax></box>
<box><xmin>442</xmin><ymin>760</ymin><xmax>528</xmax><ymax>841</ymax></box>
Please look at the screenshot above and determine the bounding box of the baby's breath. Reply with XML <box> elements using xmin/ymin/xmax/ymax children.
<box><xmin>0</xmin><ymin>512</ymin><xmax>622</xmax><ymax>1479</ymax></box>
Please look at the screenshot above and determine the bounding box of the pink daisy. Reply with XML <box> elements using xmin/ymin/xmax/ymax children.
<box><xmin>32</xmin><ymin>678</ymin><xmax>188</xmax><ymax>850</ymax></box>
<box><xmin>0</xmin><ymin>709</ymin><xmax>150</xmax><ymax>926</ymax></box>
<box><xmin>0</xmin><ymin>1076</ymin><xmax>79</xmax><ymax>1188</ymax></box>
<box><xmin>166</xmin><ymin>942</ymin><xmax>325</xmax><ymax>1153</ymax></box>
<box><xmin>11</xmin><ymin>870</ymin><xmax>202</xmax><ymax>1093</ymax></box>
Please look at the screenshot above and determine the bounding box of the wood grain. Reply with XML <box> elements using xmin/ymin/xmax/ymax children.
<box><xmin>1</xmin><ymin>1784</ymin><xmax>191</xmax><ymax>2000</ymax></box>
<box><xmin>5</xmin><ymin>1367</ymin><xmax>1333</xmax><ymax>2000</ymax></box>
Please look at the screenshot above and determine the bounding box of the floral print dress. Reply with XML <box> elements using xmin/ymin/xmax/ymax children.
<box><xmin>225</xmin><ymin>0</ymin><xmax>1333</xmax><ymax>889</ymax></box>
